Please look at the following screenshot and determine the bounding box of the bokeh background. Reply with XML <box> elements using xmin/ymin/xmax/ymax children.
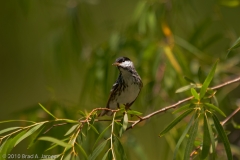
<box><xmin>1</xmin><ymin>0</ymin><xmax>240</xmax><ymax>159</ymax></box>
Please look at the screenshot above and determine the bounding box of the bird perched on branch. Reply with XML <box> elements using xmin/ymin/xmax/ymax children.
<box><xmin>99</xmin><ymin>57</ymin><xmax>143</xmax><ymax>116</ymax></box>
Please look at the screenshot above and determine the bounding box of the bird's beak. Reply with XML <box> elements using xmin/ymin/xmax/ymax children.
<box><xmin>112</xmin><ymin>62</ymin><xmax>120</xmax><ymax>66</ymax></box>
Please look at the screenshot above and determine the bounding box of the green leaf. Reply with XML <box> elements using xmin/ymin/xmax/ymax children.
<box><xmin>76</xmin><ymin>143</ymin><xmax>88</xmax><ymax>159</ymax></box>
<box><xmin>93</xmin><ymin>124</ymin><xmax>111</xmax><ymax>149</ymax></box>
<box><xmin>159</xmin><ymin>109</ymin><xmax>194</xmax><ymax>137</ymax></box>
<box><xmin>199</xmin><ymin>60</ymin><xmax>218</xmax><ymax>99</ymax></box>
<box><xmin>38</xmin><ymin>136</ymin><xmax>71</xmax><ymax>148</ymax></box>
<box><xmin>173</xmin><ymin>113</ymin><xmax>196</xmax><ymax>160</ymax></box>
<box><xmin>191</xmin><ymin>88</ymin><xmax>199</xmax><ymax>100</ymax></box>
<box><xmin>127</xmin><ymin>110</ymin><xmax>142</xmax><ymax>116</ymax></box>
<box><xmin>102</xmin><ymin>150</ymin><xmax>110</xmax><ymax>160</ymax></box>
<box><xmin>0</xmin><ymin>127</ymin><xmax>21</xmax><ymax>135</ymax></box>
<box><xmin>205</xmin><ymin>113</ymin><xmax>216</xmax><ymax>157</ymax></box>
<box><xmin>184</xmin><ymin>76</ymin><xmax>196</xmax><ymax>84</ymax></box>
<box><xmin>14</xmin><ymin>123</ymin><xmax>45</xmax><ymax>147</ymax></box>
<box><xmin>88</xmin><ymin>123</ymin><xmax>99</xmax><ymax>134</ymax></box>
<box><xmin>64</xmin><ymin>124</ymin><xmax>79</xmax><ymax>136</ymax></box>
<box><xmin>39</xmin><ymin>103</ymin><xmax>57</xmax><ymax>119</ymax></box>
<box><xmin>122</xmin><ymin>113</ymin><xmax>128</xmax><ymax>131</ymax></box>
<box><xmin>175</xmin><ymin>84</ymin><xmax>196</xmax><ymax>93</ymax></box>
<box><xmin>172</xmin><ymin>104</ymin><xmax>191</xmax><ymax>114</ymax></box>
<box><xmin>204</xmin><ymin>103</ymin><xmax>226</xmax><ymax>117</ymax></box>
<box><xmin>212</xmin><ymin>114</ymin><xmax>233</xmax><ymax>160</ymax></box>
<box><xmin>28</xmin><ymin>126</ymin><xmax>45</xmax><ymax>149</ymax></box>
<box><xmin>227</xmin><ymin>37</ymin><xmax>240</xmax><ymax>56</ymax></box>
<box><xmin>1</xmin><ymin>130</ymin><xmax>27</xmax><ymax>155</ymax></box>
<box><xmin>89</xmin><ymin>140</ymin><xmax>108</xmax><ymax>160</ymax></box>
<box><xmin>184</xmin><ymin>116</ymin><xmax>199</xmax><ymax>160</ymax></box>
<box><xmin>201</xmin><ymin>113</ymin><xmax>212</xmax><ymax>159</ymax></box>
<box><xmin>114</xmin><ymin>136</ymin><xmax>128</xmax><ymax>160</ymax></box>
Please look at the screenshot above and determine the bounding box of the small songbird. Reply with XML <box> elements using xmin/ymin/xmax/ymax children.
<box><xmin>99</xmin><ymin>57</ymin><xmax>143</xmax><ymax>116</ymax></box>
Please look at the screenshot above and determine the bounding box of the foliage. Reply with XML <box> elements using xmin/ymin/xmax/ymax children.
<box><xmin>1</xmin><ymin>0</ymin><xmax>240</xmax><ymax>159</ymax></box>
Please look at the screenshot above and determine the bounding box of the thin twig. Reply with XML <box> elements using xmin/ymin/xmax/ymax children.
<box><xmin>126</xmin><ymin>76</ymin><xmax>240</xmax><ymax>130</ymax></box>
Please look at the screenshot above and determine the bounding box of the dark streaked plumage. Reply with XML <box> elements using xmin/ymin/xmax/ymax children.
<box><xmin>99</xmin><ymin>57</ymin><xmax>143</xmax><ymax>116</ymax></box>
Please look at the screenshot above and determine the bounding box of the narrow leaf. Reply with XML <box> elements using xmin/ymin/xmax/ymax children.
<box><xmin>28</xmin><ymin>126</ymin><xmax>45</xmax><ymax>149</ymax></box>
<box><xmin>93</xmin><ymin>124</ymin><xmax>111</xmax><ymax>149</ymax></box>
<box><xmin>212</xmin><ymin>114</ymin><xmax>232</xmax><ymax>160</ymax></box>
<box><xmin>102</xmin><ymin>150</ymin><xmax>110</xmax><ymax>160</ymax></box>
<box><xmin>114</xmin><ymin>136</ymin><xmax>127</xmax><ymax>160</ymax></box>
<box><xmin>64</xmin><ymin>124</ymin><xmax>79</xmax><ymax>136</ymax></box>
<box><xmin>191</xmin><ymin>88</ymin><xmax>199</xmax><ymax>100</ymax></box>
<box><xmin>173</xmin><ymin>113</ymin><xmax>196</xmax><ymax>160</ymax></box>
<box><xmin>76</xmin><ymin>143</ymin><xmax>88</xmax><ymax>159</ymax></box>
<box><xmin>227</xmin><ymin>37</ymin><xmax>240</xmax><ymax>55</ymax></box>
<box><xmin>89</xmin><ymin>140</ymin><xmax>108</xmax><ymax>160</ymax></box>
<box><xmin>127</xmin><ymin>110</ymin><xmax>142</xmax><ymax>116</ymax></box>
<box><xmin>205</xmin><ymin>113</ymin><xmax>216</xmax><ymax>157</ymax></box>
<box><xmin>184</xmin><ymin>76</ymin><xmax>196</xmax><ymax>84</ymax></box>
<box><xmin>39</xmin><ymin>103</ymin><xmax>57</xmax><ymax>119</ymax></box>
<box><xmin>184</xmin><ymin>117</ymin><xmax>199</xmax><ymax>160</ymax></box>
<box><xmin>88</xmin><ymin>123</ymin><xmax>99</xmax><ymax>135</ymax></box>
<box><xmin>38</xmin><ymin>136</ymin><xmax>71</xmax><ymax>148</ymax></box>
<box><xmin>172</xmin><ymin>104</ymin><xmax>191</xmax><ymax>114</ymax></box>
<box><xmin>176</xmin><ymin>84</ymin><xmax>196</xmax><ymax>93</ymax></box>
<box><xmin>0</xmin><ymin>127</ymin><xmax>21</xmax><ymax>135</ymax></box>
<box><xmin>14</xmin><ymin>123</ymin><xmax>44</xmax><ymax>147</ymax></box>
<box><xmin>199</xmin><ymin>60</ymin><xmax>218</xmax><ymax>99</ymax></box>
<box><xmin>201</xmin><ymin>113</ymin><xmax>212</xmax><ymax>159</ymax></box>
<box><xmin>2</xmin><ymin>130</ymin><xmax>27</xmax><ymax>155</ymax></box>
<box><xmin>205</xmin><ymin>103</ymin><xmax>226</xmax><ymax>117</ymax></box>
<box><xmin>159</xmin><ymin>109</ymin><xmax>193</xmax><ymax>137</ymax></box>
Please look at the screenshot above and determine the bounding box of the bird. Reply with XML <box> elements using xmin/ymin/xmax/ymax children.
<box><xmin>99</xmin><ymin>57</ymin><xmax>143</xmax><ymax>116</ymax></box>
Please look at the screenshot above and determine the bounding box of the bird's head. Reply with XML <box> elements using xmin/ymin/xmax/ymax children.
<box><xmin>112</xmin><ymin>57</ymin><xmax>134</xmax><ymax>70</ymax></box>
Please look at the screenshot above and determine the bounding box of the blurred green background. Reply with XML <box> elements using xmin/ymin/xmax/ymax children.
<box><xmin>1</xmin><ymin>0</ymin><xmax>240</xmax><ymax>159</ymax></box>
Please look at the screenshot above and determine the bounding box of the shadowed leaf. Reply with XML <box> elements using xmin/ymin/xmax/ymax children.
<box><xmin>212</xmin><ymin>114</ymin><xmax>232</xmax><ymax>160</ymax></box>
<box><xmin>159</xmin><ymin>109</ymin><xmax>194</xmax><ymax>137</ymax></box>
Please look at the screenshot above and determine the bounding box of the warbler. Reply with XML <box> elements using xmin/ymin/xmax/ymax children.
<box><xmin>99</xmin><ymin>57</ymin><xmax>143</xmax><ymax>116</ymax></box>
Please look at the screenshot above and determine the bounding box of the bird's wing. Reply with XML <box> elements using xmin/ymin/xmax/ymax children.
<box><xmin>99</xmin><ymin>78</ymin><xmax>120</xmax><ymax>116</ymax></box>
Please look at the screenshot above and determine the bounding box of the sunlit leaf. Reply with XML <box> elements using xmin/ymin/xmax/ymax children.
<box><xmin>64</xmin><ymin>124</ymin><xmax>79</xmax><ymax>136</ymax></box>
<box><xmin>38</xmin><ymin>136</ymin><xmax>71</xmax><ymax>148</ymax></box>
<box><xmin>199</xmin><ymin>60</ymin><xmax>218</xmax><ymax>99</ymax></box>
<box><xmin>191</xmin><ymin>88</ymin><xmax>199</xmax><ymax>100</ymax></box>
<box><xmin>0</xmin><ymin>127</ymin><xmax>21</xmax><ymax>135</ymax></box>
<box><xmin>212</xmin><ymin>114</ymin><xmax>232</xmax><ymax>160</ymax></box>
<box><xmin>176</xmin><ymin>84</ymin><xmax>196</xmax><ymax>93</ymax></box>
<box><xmin>14</xmin><ymin>123</ymin><xmax>45</xmax><ymax>147</ymax></box>
<box><xmin>184</xmin><ymin>116</ymin><xmax>199</xmax><ymax>160</ymax></box>
<box><xmin>159</xmin><ymin>109</ymin><xmax>193</xmax><ymax>137</ymax></box>
<box><xmin>204</xmin><ymin>103</ymin><xmax>226</xmax><ymax>117</ymax></box>
<box><xmin>89</xmin><ymin>140</ymin><xmax>108</xmax><ymax>160</ymax></box>
<box><xmin>39</xmin><ymin>103</ymin><xmax>57</xmax><ymax>119</ymax></box>
<box><xmin>127</xmin><ymin>110</ymin><xmax>142</xmax><ymax>116</ymax></box>
<box><xmin>122</xmin><ymin>113</ymin><xmax>128</xmax><ymax>131</ymax></box>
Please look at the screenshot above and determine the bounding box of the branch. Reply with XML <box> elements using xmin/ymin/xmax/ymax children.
<box><xmin>127</xmin><ymin>76</ymin><xmax>240</xmax><ymax>130</ymax></box>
